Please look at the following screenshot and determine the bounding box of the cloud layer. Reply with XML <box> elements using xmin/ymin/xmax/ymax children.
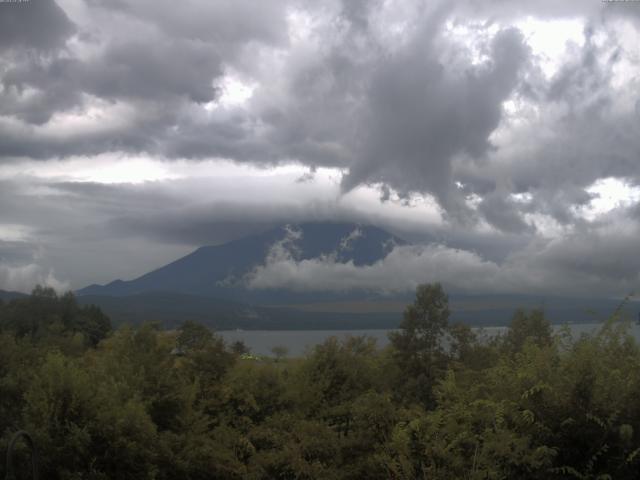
<box><xmin>1</xmin><ymin>0</ymin><xmax>640</xmax><ymax>296</ymax></box>
<box><xmin>244</xmin><ymin>223</ymin><xmax>640</xmax><ymax>298</ymax></box>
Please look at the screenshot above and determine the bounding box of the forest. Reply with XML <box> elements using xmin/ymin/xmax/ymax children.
<box><xmin>1</xmin><ymin>284</ymin><xmax>640</xmax><ymax>479</ymax></box>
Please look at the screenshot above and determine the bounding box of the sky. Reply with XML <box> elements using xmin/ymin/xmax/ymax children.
<box><xmin>1</xmin><ymin>0</ymin><xmax>640</xmax><ymax>297</ymax></box>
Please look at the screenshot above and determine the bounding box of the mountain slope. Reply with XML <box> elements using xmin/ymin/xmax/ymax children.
<box><xmin>74</xmin><ymin>221</ymin><xmax>640</xmax><ymax>329</ymax></box>
<box><xmin>77</xmin><ymin>222</ymin><xmax>405</xmax><ymax>301</ymax></box>
<box><xmin>0</xmin><ymin>289</ymin><xmax>28</xmax><ymax>301</ymax></box>
<box><xmin>76</xmin><ymin>291</ymin><xmax>640</xmax><ymax>330</ymax></box>
<box><xmin>76</xmin><ymin>292</ymin><xmax>401</xmax><ymax>330</ymax></box>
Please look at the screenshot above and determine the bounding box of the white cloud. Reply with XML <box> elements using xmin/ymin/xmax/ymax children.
<box><xmin>245</xmin><ymin>242</ymin><xmax>501</xmax><ymax>294</ymax></box>
<box><xmin>572</xmin><ymin>177</ymin><xmax>640</xmax><ymax>221</ymax></box>
<box><xmin>243</xmin><ymin>227</ymin><xmax>504</xmax><ymax>294</ymax></box>
<box><xmin>0</xmin><ymin>262</ymin><xmax>69</xmax><ymax>294</ymax></box>
<box><xmin>0</xmin><ymin>224</ymin><xmax>33</xmax><ymax>242</ymax></box>
<box><xmin>2</xmin><ymin>0</ymin><xmax>640</xmax><ymax>298</ymax></box>
<box><xmin>244</xmin><ymin>223</ymin><xmax>640</xmax><ymax>298</ymax></box>
<box><xmin>515</xmin><ymin>17</ymin><xmax>585</xmax><ymax>77</ymax></box>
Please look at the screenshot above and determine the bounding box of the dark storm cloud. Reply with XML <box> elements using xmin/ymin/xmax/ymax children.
<box><xmin>2</xmin><ymin>0</ymin><xmax>640</xmax><ymax>296</ymax></box>
<box><xmin>0</xmin><ymin>76</ymin><xmax>81</xmax><ymax>125</ymax></box>
<box><xmin>0</xmin><ymin>240</ymin><xmax>37</xmax><ymax>265</ymax></box>
<box><xmin>109</xmin><ymin>213</ymin><xmax>280</xmax><ymax>247</ymax></box>
<box><xmin>1</xmin><ymin>38</ymin><xmax>224</xmax><ymax>124</ymax></box>
<box><xmin>454</xmin><ymin>17</ymin><xmax>640</xmax><ymax>228</ymax></box>
<box><xmin>0</xmin><ymin>114</ymin><xmax>159</xmax><ymax>159</ymax></box>
<box><xmin>2</xmin><ymin>172</ymin><xmax>640</xmax><ymax>296</ymax></box>
<box><xmin>47</xmin><ymin>180</ymin><xmax>343</xmax><ymax>246</ymax></box>
<box><xmin>0</xmin><ymin>0</ymin><xmax>74</xmax><ymax>51</ymax></box>
<box><xmin>0</xmin><ymin>0</ymin><xmax>611</xmax><ymax>214</ymax></box>
<box><xmin>0</xmin><ymin>0</ymin><xmax>285</xmax><ymax>148</ymax></box>
<box><xmin>341</xmin><ymin>26</ymin><xmax>529</xmax><ymax>216</ymax></box>
<box><xmin>0</xmin><ymin>176</ymin><xmax>522</xmax><ymax>279</ymax></box>
<box><xmin>66</xmin><ymin>40</ymin><xmax>222</xmax><ymax>103</ymax></box>
<box><xmin>339</xmin><ymin>0</ymin><xmax>380</xmax><ymax>32</ymax></box>
<box><xmin>85</xmin><ymin>0</ymin><xmax>288</xmax><ymax>46</ymax></box>
<box><xmin>0</xmin><ymin>177</ymin><xmax>194</xmax><ymax>287</ymax></box>
<box><xmin>477</xmin><ymin>191</ymin><xmax>533</xmax><ymax>234</ymax></box>
<box><xmin>540</xmin><ymin>229</ymin><xmax>640</xmax><ymax>285</ymax></box>
<box><xmin>0</xmin><ymin>0</ymin><xmax>539</xmax><ymax>226</ymax></box>
<box><xmin>0</xmin><ymin>178</ymin><xmax>102</xmax><ymax>240</ymax></box>
<box><xmin>36</xmin><ymin>178</ymin><xmax>540</xmax><ymax>268</ymax></box>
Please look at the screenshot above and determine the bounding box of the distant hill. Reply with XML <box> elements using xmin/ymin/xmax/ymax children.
<box><xmin>77</xmin><ymin>222</ymin><xmax>404</xmax><ymax>303</ymax></box>
<box><xmin>75</xmin><ymin>291</ymin><xmax>640</xmax><ymax>330</ymax></box>
<box><xmin>76</xmin><ymin>292</ymin><xmax>402</xmax><ymax>330</ymax></box>
<box><xmin>75</xmin><ymin>222</ymin><xmax>406</xmax><ymax>329</ymax></box>
<box><xmin>449</xmin><ymin>294</ymin><xmax>640</xmax><ymax>327</ymax></box>
<box><xmin>74</xmin><ymin>221</ymin><xmax>640</xmax><ymax>330</ymax></box>
<box><xmin>0</xmin><ymin>289</ymin><xmax>28</xmax><ymax>301</ymax></box>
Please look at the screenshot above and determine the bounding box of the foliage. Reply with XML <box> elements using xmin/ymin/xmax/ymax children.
<box><xmin>2</xmin><ymin>284</ymin><xmax>640</xmax><ymax>479</ymax></box>
<box><xmin>0</xmin><ymin>286</ymin><xmax>111</xmax><ymax>349</ymax></box>
<box><xmin>388</xmin><ymin>282</ymin><xmax>450</xmax><ymax>407</ymax></box>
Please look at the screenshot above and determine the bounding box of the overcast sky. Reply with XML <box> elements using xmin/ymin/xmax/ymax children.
<box><xmin>1</xmin><ymin>0</ymin><xmax>640</xmax><ymax>297</ymax></box>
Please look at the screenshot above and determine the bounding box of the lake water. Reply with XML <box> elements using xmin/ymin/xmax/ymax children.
<box><xmin>219</xmin><ymin>322</ymin><xmax>640</xmax><ymax>357</ymax></box>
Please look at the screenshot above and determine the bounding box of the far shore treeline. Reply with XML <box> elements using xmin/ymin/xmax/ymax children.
<box><xmin>2</xmin><ymin>284</ymin><xmax>640</xmax><ymax>479</ymax></box>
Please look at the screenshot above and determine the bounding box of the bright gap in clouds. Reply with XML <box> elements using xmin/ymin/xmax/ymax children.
<box><xmin>0</xmin><ymin>224</ymin><xmax>32</xmax><ymax>242</ymax></box>
<box><xmin>515</xmin><ymin>17</ymin><xmax>585</xmax><ymax>77</ymax></box>
<box><xmin>74</xmin><ymin>158</ymin><xmax>180</xmax><ymax>184</ymax></box>
<box><xmin>0</xmin><ymin>156</ymin><xmax>180</xmax><ymax>184</ymax></box>
<box><xmin>206</xmin><ymin>75</ymin><xmax>257</xmax><ymax>111</ymax></box>
<box><xmin>573</xmin><ymin>177</ymin><xmax>640</xmax><ymax>221</ymax></box>
<box><xmin>444</xmin><ymin>16</ymin><xmax>584</xmax><ymax>77</ymax></box>
<box><xmin>287</xmin><ymin>8</ymin><xmax>314</xmax><ymax>43</ymax></box>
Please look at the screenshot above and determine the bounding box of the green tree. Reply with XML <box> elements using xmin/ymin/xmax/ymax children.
<box><xmin>0</xmin><ymin>286</ymin><xmax>111</xmax><ymax>348</ymax></box>
<box><xmin>231</xmin><ymin>340</ymin><xmax>250</xmax><ymax>355</ymax></box>
<box><xmin>389</xmin><ymin>283</ymin><xmax>450</xmax><ymax>406</ymax></box>
<box><xmin>271</xmin><ymin>345</ymin><xmax>289</xmax><ymax>362</ymax></box>
<box><xmin>176</xmin><ymin>320</ymin><xmax>213</xmax><ymax>352</ymax></box>
<box><xmin>504</xmin><ymin>308</ymin><xmax>552</xmax><ymax>353</ymax></box>
<box><xmin>76</xmin><ymin>304</ymin><xmax>111</xmax><ymax>347</ymax></box>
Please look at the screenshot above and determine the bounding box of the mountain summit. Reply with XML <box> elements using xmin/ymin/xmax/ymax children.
<box><xmin>74</xmin><ymin>222</ymin><xmax>639</xmax><ymax>330</ymax></box>
<box><xmin>77</xmin><ymin>223</ymin><xmax>405</xmax><ymax>301</ymax></box>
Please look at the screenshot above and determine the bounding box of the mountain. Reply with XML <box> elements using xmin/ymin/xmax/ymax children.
<box><xmin>0</xmin><ymin>289</ymin><xmax>28</xmax><ymax>301</ymax></box>
<box><xmin>76</xmin><ymin>290</ymin><xmax>640</xmax><ymax>330</ymax></box>
<box><xmin>77</xmin><ymin>222</ymin><xmax>404</xmax><ymax>303</ymax></box>
<box><xmin>75</xmin><ymin>222</ymin><xmax>640</xmax><ymax>330</ymax></box>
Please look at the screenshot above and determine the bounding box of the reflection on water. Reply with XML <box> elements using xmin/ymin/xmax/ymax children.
<box><xmin>219</xmin><ymin>322</ymin><xmax>637</xmax><ymax>357</ymax></box>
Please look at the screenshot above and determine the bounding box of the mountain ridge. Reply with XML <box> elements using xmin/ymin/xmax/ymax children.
<box><xmin>77</xmin><ymin>222</ymin><xmax>405</xmax><ymax>301</ymax></box>
<box><xmin>69</xmin><ymin>221</ymin><xmax>640</xmax><ymax>330</ymax></box>
<box><xmin>0</xmin><ymin>289</ymin><xmax>29</xmax><ymax>301</ymax></box>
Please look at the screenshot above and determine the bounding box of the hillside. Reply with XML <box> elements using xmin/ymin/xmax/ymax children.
<box><xmin>75</xmin><ymin>290</ymin><xmax>640</xmax><ymax>330</ymax></box>
<box><xmin>77</xmin><ymin>222</ymin><xmax>404</xmax><ymax>303</ymax></box>
<box><xmin>73</xmin><ymin>222</ymin><xmax>640</xmax><ymax>330</ymax></box>
<box><xmin>0</xmin><ymin>290</ymin><xmax>28</xmax><ymax>301</ymax></box>
<box><xmin>76</xmin><ymin>292</ymin><xmax>401</xmax><ymax>330</ymax></box>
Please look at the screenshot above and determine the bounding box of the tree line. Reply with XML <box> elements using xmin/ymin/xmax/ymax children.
<box><xmin>1</xmin><ymin>284</ymin><xmax>639</xmax><ymax>479</ymax></box>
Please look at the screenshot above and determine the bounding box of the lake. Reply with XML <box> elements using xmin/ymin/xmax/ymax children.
<box><xmin>219</xmin><ymin>322</ymin><xmax>639</xmax><ymax>357</ymax></box>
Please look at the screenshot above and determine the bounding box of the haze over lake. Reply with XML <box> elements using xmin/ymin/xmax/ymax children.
<box><xmin>220</xmin><ymin>322</ymin><xmax>639</xmax><ymax>356</ymax></box>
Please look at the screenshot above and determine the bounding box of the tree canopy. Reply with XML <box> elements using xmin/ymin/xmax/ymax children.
<box><xmin>2</xmin><ymin>284</ymin><xmax>640</xmax><ymax>479</ymax></box>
